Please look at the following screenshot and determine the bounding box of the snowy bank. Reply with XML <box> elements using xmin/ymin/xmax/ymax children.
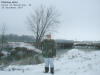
<box><xmin>9</xmin><ymin>42</ymin><xmax>42</xmax><ymax>54</ymax></box>
<box><xmin>0</xmin><ymin>49</ymin><xmax>100</xmax><ymax>75</ymax></box>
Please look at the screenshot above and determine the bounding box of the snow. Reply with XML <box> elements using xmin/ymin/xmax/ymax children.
<box><xmin>9</xmin><ymin>42</ymin><xmax>42</xmax><ymax>54</ymax></box>
<box><xmin>54</xmin><ymin>49</ymin><xmax>100</xmax><ymax>75</ymax></box>
<box><xmin>1</xmin><ymin>51</ymin><xmax>9</xmax><ymax>56</ymax></box>
<box><xmin>0</xmin><ymin>49</ymin><xmax>100</xmax><ymax>75</ymax></box>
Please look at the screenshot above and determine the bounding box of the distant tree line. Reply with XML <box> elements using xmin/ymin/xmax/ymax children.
<box><xmin>0</xmin><ymin>34</ymin><xmax>35</xmax><ymax>42</ymax></box>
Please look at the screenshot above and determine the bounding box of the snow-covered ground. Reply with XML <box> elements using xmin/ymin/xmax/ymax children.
<box><xmin>9</xmin><ymin>42</ymin><xmax>42</xmax><ymax>54</ymax></box>
<box><xmin>0</xmin><ymin>49</ymin><xmax>100</xmax><ymax>75</ymax></box>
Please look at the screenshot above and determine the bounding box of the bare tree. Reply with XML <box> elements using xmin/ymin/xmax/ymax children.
<box><xmin>0</xmin><ymin>24</ymin><xmax>7</xmax><ymax>51</ymax></box>
<box><xmin>27</xmin><ymin>6</ymin><xmax>60</xmax><ymax>48</ymax></box>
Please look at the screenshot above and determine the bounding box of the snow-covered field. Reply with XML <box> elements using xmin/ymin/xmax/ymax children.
<box><xmin>0</xmin><ymin>49</ymin><xmax>100</xmax><ymax>75</ymax></box>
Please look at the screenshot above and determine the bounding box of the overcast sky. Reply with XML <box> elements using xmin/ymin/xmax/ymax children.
<box><xmin>0</xmin><ymin>0</ymin><xmax>100</xmax><ymax>41</ymax></box>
